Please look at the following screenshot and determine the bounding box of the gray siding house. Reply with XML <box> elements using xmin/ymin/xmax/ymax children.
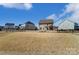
<box><xmin>5</xmin><ymin>23</ymin><xmax>15</xmax><ymax>29</ymax></box>
<box><xmin>19</xmin><ymin>21</ymin><xmax>37</xmax><ymax>30</ymax></box>
<box><xmin>5</xmin><ymin>23</ymin><xmax>15</xmax><ymax>31</ymax></box>
<box><xmin>25</xmin><ymin>21</ymin><xmax>37</xmax><ymax>30</ymax></box>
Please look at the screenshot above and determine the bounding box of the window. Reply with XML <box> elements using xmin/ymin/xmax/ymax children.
<box><xmin>40</xmin><ymin>27</ymin><xmax>42</xmax><ymax>30</ymax></box>
<box><xmin>45</xmin><ymin>26</ymin><xmax>48</xmax><ymax>30</ymax></box>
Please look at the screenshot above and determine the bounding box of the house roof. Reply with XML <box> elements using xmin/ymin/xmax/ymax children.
<box><xmin>5</xmin><ymin>23</ymin><xmax>15</xmax><ymax>25</ymax></box>
<box><xmin>25</xmin><ymin>21</ymin><xmax>34</xmax><ymax>25</ymax></box>
<box><xmin>58</xmin><ymin>19</ymin><xmax>76</xmax><ymax>27</ymax></box>
<box><xmin>39</xmin><ymin>19</ymin><xmax>53</xmax><ymax>24</ymax></box>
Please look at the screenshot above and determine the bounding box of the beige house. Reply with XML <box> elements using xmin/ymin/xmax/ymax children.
<box><xmin>39</xmin><ymin>19</ymin><xmax>53</xmax><ymax>31</ymax></box>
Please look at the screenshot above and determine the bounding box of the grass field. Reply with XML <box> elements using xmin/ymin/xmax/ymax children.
<box><xmin>0</xmin><ymin>31</ymin><xmax>79</xmax><ymax>54</ymax></box>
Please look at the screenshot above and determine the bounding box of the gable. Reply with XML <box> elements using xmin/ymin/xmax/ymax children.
<box><xmin>58</xmin><ymin>20</ymin><xmax>75</xmax><ymax>30</ymax></box>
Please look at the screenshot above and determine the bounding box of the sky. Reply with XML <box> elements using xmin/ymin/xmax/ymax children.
<box><xmin>0</xmin><ymin>3</ymin><xmax>79</xmax><ymax>27</ymax></box>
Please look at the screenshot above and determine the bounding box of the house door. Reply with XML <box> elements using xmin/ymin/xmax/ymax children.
<box><xmin>49</xmin><ymin>25</ymin><xmax>53</xmax><ymax>30</ymax></box>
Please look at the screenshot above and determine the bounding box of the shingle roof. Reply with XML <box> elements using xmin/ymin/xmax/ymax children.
<box><xmin>39</xmin><ymin>19</ymin><xmax>53</xmax><ymax>24</ymax></box>
<box><xmin>5</xmin><ymin>23</ymin><xmax>15</xmax><ymax>25</ymax></box>
<box><xmin>25</xmin><ymin>21</ymin><xmax>34</xmax><ymax>25</ymax></box>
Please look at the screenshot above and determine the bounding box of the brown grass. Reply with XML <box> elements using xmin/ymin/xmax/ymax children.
<box><xmin>0</xmin><ymin>31</ymin><xmax>79</xmax><ymax>54</ymax></box>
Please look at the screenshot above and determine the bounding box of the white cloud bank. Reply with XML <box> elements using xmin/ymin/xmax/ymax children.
<box><xmin>65</xmin><ymin>3</ymin><xmax>79</xmax><ymax>23</ymax></box>
<box><xmin>47</xmin><ymin>3</ymin><xmax>79</xmax><ymax>26</ymax></box>
<box><xmin>0</xmin><ymin>3</ymin><xmax>32</xmax><ymax>10</ymax></box>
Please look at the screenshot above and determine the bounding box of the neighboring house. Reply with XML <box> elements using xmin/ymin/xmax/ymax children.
<box><xmin>19</xmin><ymin>24</ymin><xmax>26</xmax><ymax>30</ymax></box>
<box><xmin>74</xmin><ymin>23</ymin><xmax>79</xmax><ymax>30</ymax></box>
<box><xmin>5</xmin><ymin>23</ymin><xmax>15</xmax><ymax>29</ymax></box>
<box><xmin>5</xmin><ymin>23</ymin><xmax>15</xmax><ymax>31</ymax></box>
<box><xmin>25</xmin><ymin>21</ymin><xmax>37</xmax><ymax>30</ymax></box>
<box><xmin>39</xmin><ymin>19</ymin><xmax>53</xmax><ymax>31</ymax></box>
<box><xmin>19</xmin><ymin>21</ymin><xmax>37</xmax><ymax>30</ymax></box>
<box><xmin>58</xmin><ymin>20</ymin><xmax>78</xmax><ymax>31</ymax></box>
<box><xmin>0</xmin><ymin>26</ymin><xmax>4</xmax><ymax>31</ymax></box>
<box><xmin>53</xmin><ymin>26</ymin><xmax>58</xmax><ymax>31</ymax></box>
<box><xmin>15</xmin><ymin>26</ymin><xmax>20</xmax><ymax>30</ymax></box>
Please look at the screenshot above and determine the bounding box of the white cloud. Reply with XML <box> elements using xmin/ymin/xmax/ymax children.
<box><xmin>46</xmin><ymin>14</ymin><xmax>57</xmax><ymax>21</ymax></box>
<box><xmin>53</xmin><ymin>3</ymin><xmax>79</xmax><ymax>26</ymax></box>
<box><xmin>0</xmin><ymin>3</ymin><xmax>32</xmax><ymax>10</ymax></box>
<box><xmin>24</xmin><ymin>4</ymin><xmax>32</xmax><ymax>10</ymax></box>
<box><xmin>65</xmin><ymin>3</ymin><xmax>79</xmax><ymax>13</ymax></box>
<box><xmin>65</xmin><ymin>3</ymin><xmax>79</xmax><ymax>23</ymax></box>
